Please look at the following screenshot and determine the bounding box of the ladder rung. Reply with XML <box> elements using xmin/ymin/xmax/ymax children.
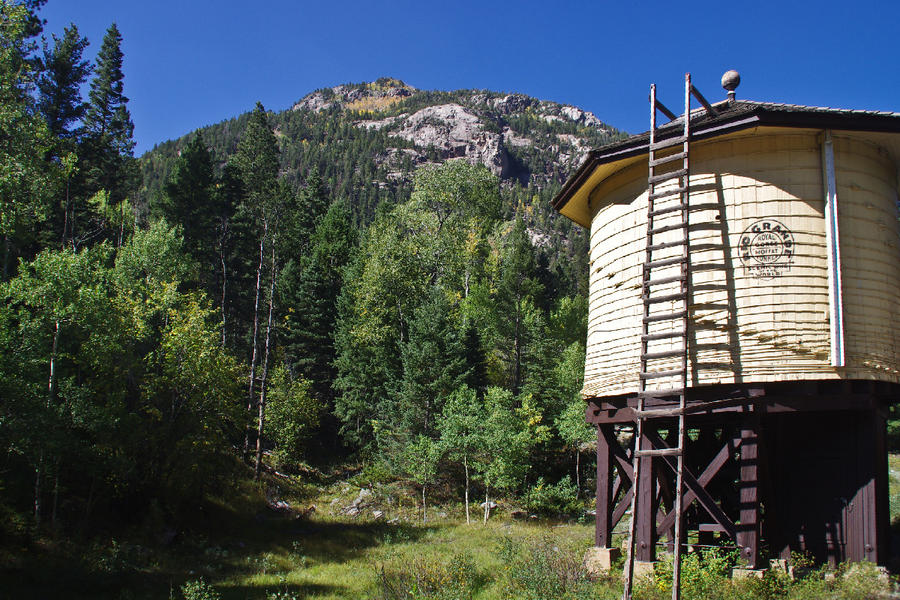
<box><xmin>637</xmin><ymin>387</ymin><xmax>684</xmax><ymax>398</ymax></box>
<box><xmin>649</xmin><ymin>168</ymin><xmax>689</xmax><ymax>185</ymax></box>
<box><xmin>643</xmin><ymin>274</ymin><xmax>686</xmax><ymax>287</ymax></box>
<box><xmin>643</xmin><ymin>291</ymin><xmax>687</xmax><ymax>305</ymax></box>
<box><xmin>649</xmin><ymin>185</ymin><xmax>689</xmax><ymax>201</ymax></box>
<box><xmin>650</xmin><ymin>136</ymin><xmax>686</xmax><ymax>151</ymax></box>
<box><xmin>648</xmin><ymin>239</ymin><xmax>687</xmax><ymax>252</ymax></box>
<box><xmin>642</xmin><ymin>348</ymin><xmax>685</xmax><ymax>360</ymax></box>
<box><xmin>634</xmin><ymin>407</ymin><xmax>685</xmax><ymax>418</ymax></box>
<box><xmin>640</xmin><ymin>368</ymin><xmax>685</xmax><ymax>379</ymax></box>
<box><xmin>641</xmin><ymin>331</ymin><xmax>684</xmax><ymax>342</ymax></box>
<box><xmin>644</xmin><ymin>310</ymin><xmax>687</xmax><ymax>323</ymax></box>
<box><xmin>649</xmin><ymin>152</ymin><xmax>687</xmax><ymax>167</ymax></box>
<box><xmin>644</xmin><ymin>256</ymin><xmax>686</xmax><ymax>269</ymax></box>
<box><xmin>649</xmin><ymin>222</ymin><xmax>688</xmax><ymax>235</ymax></box>
<box><xmin>649</xmin><ymin>203</ymin><xmax>688</xmax><ymax>218</ymax></box>
<box><xmin>635</xmin><ymin>448</ymin><xmax>683</xmax><ymax>457</ymax></box>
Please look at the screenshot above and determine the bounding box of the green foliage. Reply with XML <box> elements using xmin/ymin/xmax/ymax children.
<box><xmin>523</xmin><ymin>476</ymin><xmax>581</xmax><ymax>516</ymax></box>
<box><xmin>38</xmin><ymin>24</ymin><xmax>90</xmax><ymax>145</ymax></box>
<box><xmin>264</xmin><ymin>366</ymin><xmax>320</xmax><ymax>469</ymax></box>
<box><xmin>497</xmin><ymin>536</ymin><xmax>603</xmax><ymax>600</ymax></box>
<box><xmin>372</xmin><ymin>552</ymin><xmax>485</xmax><ymax>600</ymax></box>
<box><xmin>181</xmin><ymin>578</ymin><xmax>221</xmax><ymax>600</ymax></box>
<box><xmin>0</xmin><ymin>1</ymin><xmax>59</xmax><ymax>274</ymax></box>
<box><xmin>81</xmin><ymin>22</ymin><xmax>136</xmax><ymax>218</ymax></box>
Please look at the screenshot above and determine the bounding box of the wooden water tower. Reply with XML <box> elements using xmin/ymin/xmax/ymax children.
<box><xmin>553</xmin><ymin>72</ymin><xmax>900</xmax><ymax>589</ymax></box>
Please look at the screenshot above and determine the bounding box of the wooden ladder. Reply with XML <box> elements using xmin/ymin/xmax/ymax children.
<box><xmin>622</xmin><ymin>73</ymin><xmax>716</xmax><ymax>600</ymax></box>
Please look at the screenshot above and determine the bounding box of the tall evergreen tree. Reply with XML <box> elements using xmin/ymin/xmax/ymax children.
<box><xmin>158</xmin><ymin>134</ymin><xmax>218</xmax><ymax>279</ymax></box>
<box><xmin>396</xmin><ymin>290</ymin><xmax>469</xmax><ymax>439</ymax></box>
<box><xmin>493</xmin><ymin>216</ymin><xmax>543</xmax><ymax>395</ymax></box>
<box><xmin>38</xmin><ymin>24</ymin><xmax>90</xmax><ymax>146</ymax></box>
<box><xmin>281</xmin><ymin>199</ymin><xmax>355</xmax><ymax>407</ymax></box>
<box><xmin>81</xmin><ymin>22</ymin><xmax>135</xmax><ymax>245</ymax></box>
<box><xmin>229</xmin><ymin>102</ymin><xmax>284</xmax><ymax>477</ymax></box>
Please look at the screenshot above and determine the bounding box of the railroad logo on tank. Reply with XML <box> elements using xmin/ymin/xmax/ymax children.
<box><xmin>738</xmin><ymin>219</ymin><xmax>794</xmax><ymax>279</ymax></box>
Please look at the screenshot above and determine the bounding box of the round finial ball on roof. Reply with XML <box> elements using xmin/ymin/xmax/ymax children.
<box><xmin>721</xmin><ymin>70</ymin><xmax>741</xmax><ymax>92</ymax></box>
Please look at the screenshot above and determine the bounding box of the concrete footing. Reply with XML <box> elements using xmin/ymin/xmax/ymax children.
<box><xmin>732</xmin><ymin>567</ymin><xmax>767</xmax><ymax>579</ymax></box>
<box><xmin>584</xmin><ymin>547</ymin><xmax>620</xmax><ymax>575</ymax></box>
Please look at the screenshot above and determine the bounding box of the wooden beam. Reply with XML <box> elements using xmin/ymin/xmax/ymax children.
<box><xmin>635</xmin><ymin>428</ymin><xmax>657</xmax><ymax>562</ymax></box>
<box><xmin>737</xmin><ymin>424</ymin><xmax>760</xmax><ymax>568</ymax></box>
<box><xmin>655</xmin><ymin>431</ymin><xmax>742</xmax><ymax>536</ymax></box>
<box><xmin>596</xmin><ymin>425</ymin><xmax>612</xmax><ymax>547</ymax></box>
<box><xmin>613</xmin><ymin>487</ymin><xmax>634</xmax><ymax>529</ymax></box>
<box><xmin>602</xmin><ymin>425</ymin><xmax>634</xmax><ymax>482</ymax></box>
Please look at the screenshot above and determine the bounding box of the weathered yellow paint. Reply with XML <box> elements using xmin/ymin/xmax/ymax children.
<box><xmin>582</xmin><ymin>127</ymin><xmax>900</xmax><ymax>398</ymax></box>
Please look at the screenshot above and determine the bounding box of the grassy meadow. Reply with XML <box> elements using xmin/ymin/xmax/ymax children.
<box><xmin>2</xmin><ymin>458</ymin><xmax>898</xmax><ymax>600</ymax></box>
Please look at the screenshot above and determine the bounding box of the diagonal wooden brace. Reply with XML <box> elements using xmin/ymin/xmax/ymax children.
<box><xmin>647</xmin><ymin>430</ymin><xmax>739</xmax><ymax>541</ymax></box>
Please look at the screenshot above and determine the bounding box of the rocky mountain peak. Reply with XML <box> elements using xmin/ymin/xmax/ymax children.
<box><xmin>287</xmin><ymin>79</ymin><xmax>620</xmax><ymax>185</ymax></box>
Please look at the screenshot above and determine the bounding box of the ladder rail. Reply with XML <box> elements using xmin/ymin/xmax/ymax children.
<box><xmin>623</xmin><ymin>75</ymin><xmax>693</xmax><ymax>600</ymax></box>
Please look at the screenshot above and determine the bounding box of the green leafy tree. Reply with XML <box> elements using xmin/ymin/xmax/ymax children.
<box><xmin>401</xmin><ymin>434</ymin><xmax>442</xmax><ymax>523</ymax></box>
<box><xmin>438</xmin><ymin>384</ymin><xmax>486</xmax><ymax>524</ymax></box>
<box><xmin>0</xmin><ymin>2</ymin><xmax>58</xmax><ymax>277</ymax></box>
<box><xmin>263</xmin><ymin>365</ymin><xmax>320</xmax><ymax>469</ymax></box>
<box><xmin>2</xmin><ymin>244</ymin><xmax>110</xmax><ymax>527</ymax></box>
<box><xmin>478</xmin><ymin>387</ymin><xmax>550</xmax><ymax>522</ymax></box>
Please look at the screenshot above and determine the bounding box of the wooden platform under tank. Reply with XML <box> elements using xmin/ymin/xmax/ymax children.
<box><xmin>588</xmin><ymin>380</ymin><xmax>897</xmax><ymax>567</ymax></box>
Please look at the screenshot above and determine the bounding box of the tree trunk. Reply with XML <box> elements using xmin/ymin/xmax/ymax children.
<box><xmin>464</xmin><ymin>455</ymin><xmax>470</xmax><ymax>524</ymax></box>
<box><xmin>483</xmin><ymin>487</ymin><xmax>490</xmax><ymax>524</ymax></box>
<box><xmin>33</xmin><ymin>451</ymin><xmax>42</xmax><ymax>527</ymax></box>
<box><xmin>51</xmin><ymin>461</ymin><xmax>60</xmax><ymax>533</ymax></box>
<box><xmin>49</xmin><ymin>320</ymin><xmax>59</xmax><ymax>402</ymax></box>
<box><xmin>244</xmin><ymin>222</ymin><xmax>267</xmax><ymax>458</ymax></box>
<box><xmin>3</xmin><ymin>234</ymin><xmax>9</xmax><ymax>281</ymax></box>
<box><xmin>575</xmin><ymin>450</ymin><xmax>580</xmax><ymax>498</ymax></box>
<box><xmin>255</xmin><ymin>240</ymin><xmax>277</xmax><ymax>480</ymax></box>
<box><xmin>219</xmin><ymin>240</ymin><xmax>227</xmax><ymax>348</ymax></box>
<box><xmin>422</xmin><ymin>484</ymin><xmax>427</xmax><ymax>524</ymax></box>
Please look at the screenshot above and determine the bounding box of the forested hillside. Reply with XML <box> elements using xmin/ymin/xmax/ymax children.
<box><xmin>0</xmin><ymin>0</ymin><xmax>627</xmax><ymax>547</ymax></box>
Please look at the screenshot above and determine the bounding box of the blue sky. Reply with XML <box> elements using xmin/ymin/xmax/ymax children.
<box><xmin>39</xmin><ymin>0</ymin><xmax>899</xmax><ymax>156</ymax></box>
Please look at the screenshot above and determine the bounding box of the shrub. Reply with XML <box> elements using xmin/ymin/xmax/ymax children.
<box><xmin>371</xmin><ymin>552</ymin><xmax>484</xmax><ymax>600</ymax></box>
<box><xmin>523</xmin><ymin>476</ymin><xmax>581</xmax><ymax>516</ymax></box>
<box><xmin>181</xmin><ymin>578</ymin><xmax>221</xmax><ymax>600</ymax></box>
<box><xmin>497</xmin><ymin>536</ymin><xmax>610</xmax><ymax>600</ymax></box>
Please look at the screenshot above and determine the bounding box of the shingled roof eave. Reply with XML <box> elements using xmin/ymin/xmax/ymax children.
<box><xmin>552</xmin><ymin>101</ymin><xmax>900</xmax><ymax>215</ymax></box>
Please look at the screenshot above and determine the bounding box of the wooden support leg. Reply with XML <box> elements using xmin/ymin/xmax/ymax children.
<box><xmin>596</xmin><ymin>424</ymin><xmax>613</xmax><ymax>548</ymax></box>
<box><xmin>636</xmin><ymin>426</ymin><xmax>657</xmax><ymax>562</ymax></box>
<box><xmin>737</xmin><ymin>422</ymin><xmax>760</xmax><ymax>568</ymax></box>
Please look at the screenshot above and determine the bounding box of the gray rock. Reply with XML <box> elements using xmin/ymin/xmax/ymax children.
<box><xmin>372</xmin><ymin>510</ymin><xmax>385</xmax><ymax>520</ymax></box>
<box><xmin>480</xmin><ymin>501</ymin><xmax>498</xmax><ymax>510</ymax></box>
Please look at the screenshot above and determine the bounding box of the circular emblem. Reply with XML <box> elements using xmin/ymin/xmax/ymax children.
<box><xmin>738</xmin><ymin>219</ymin><xmax>794</xmax><ymax>279</ymax></box>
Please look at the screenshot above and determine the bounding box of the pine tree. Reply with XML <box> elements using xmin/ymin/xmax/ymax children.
<box><xmin>229</xmin><ymin>102</ymin><xmax>284</xmax><ymax>477</ymax></box>
<box><xmin>281</xmin><ymin>199</ymin><xmax>356</xmax><ymax>407</ymax></box>
<box><xmin>396</xmin><ymin>290</ymin><xmax>470</xmax><ymax>439</ymax></box>
<box><xmin>38</xmin><ymin>24</ymin><xmax>90</xmax><ymax>146</ymax></box>
<box><xmin>81</xmin><ymin>22</ymin><xmax>136</xmax><ymax>243</ymax></box>
<box><xmin>159</xmin><ymin>134</ymin><xmax>218</xmax><ymax>279</ymax></box>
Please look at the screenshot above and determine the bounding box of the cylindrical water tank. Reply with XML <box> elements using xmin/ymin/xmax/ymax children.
<box><xmin>560</xmin><ymin>124</ymin><xmax>900</xmax><ymax>398</ymax></box>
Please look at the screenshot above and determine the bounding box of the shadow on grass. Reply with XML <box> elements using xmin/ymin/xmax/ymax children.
<box><xmin>0</xmin><ymin>514</ymin><xmax>437</xmax><ymax>600</ymax></box>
